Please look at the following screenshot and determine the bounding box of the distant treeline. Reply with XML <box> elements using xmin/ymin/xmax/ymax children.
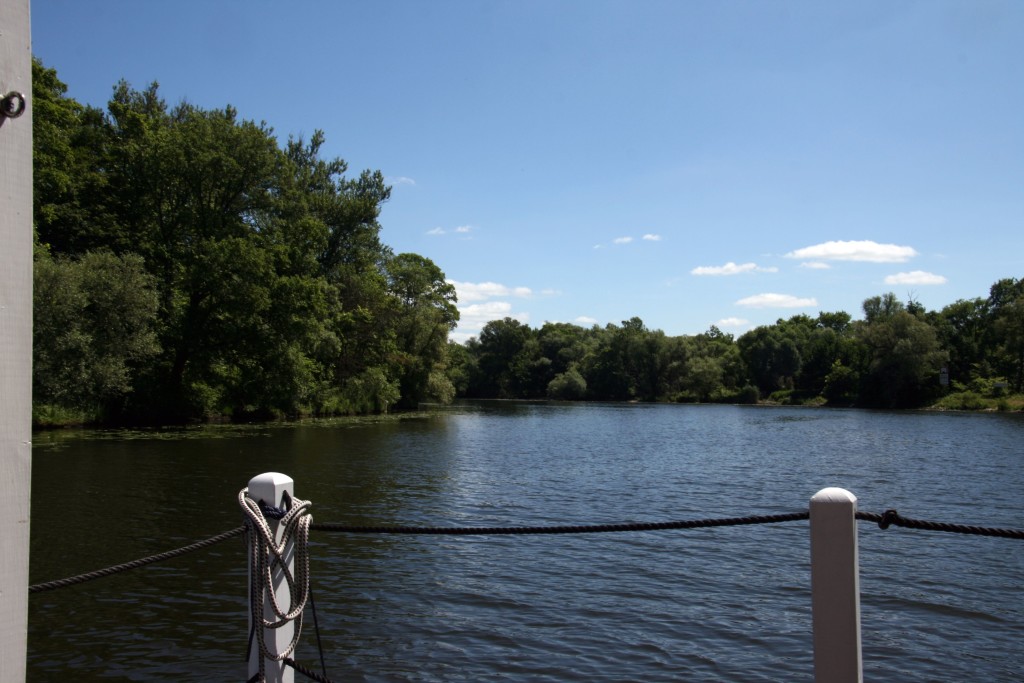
<box><xmin>448</xmin><ymin>288</ymin><xmax>1024</xmax><ymax>409</ymax></box>
<box><xmin>32</xmin><ymin>59</ymin><xmax>458</xmax><ymax>424</ymax></box>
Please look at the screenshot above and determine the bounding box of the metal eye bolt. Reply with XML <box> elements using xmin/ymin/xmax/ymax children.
<box><xmin>1</xmin><ymin>92</ymin><xmax>27</xmax><ymax>119</ymax></box>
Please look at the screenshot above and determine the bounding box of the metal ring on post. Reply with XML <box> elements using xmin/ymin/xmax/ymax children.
<box><xmin>1</xmin><ymin>92</ymin><xmax>26</xmax><ymax>119</ymax></box>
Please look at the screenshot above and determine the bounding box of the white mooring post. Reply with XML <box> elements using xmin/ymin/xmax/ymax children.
<box><xmin>810</xmin><ymin>487</ymin><xmax>863</xmax><ymax>683</ymax></box>
<box><xmin>0</xmin><ymin>1</ymin><xmax>33</xmax><ymax>680</ymax></box>
<box><xmin>247</xmin><ymin>472</ymin><xmax>297</xmax><ymax>683</ymax></box>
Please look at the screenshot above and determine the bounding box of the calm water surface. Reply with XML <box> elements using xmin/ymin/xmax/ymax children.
<box><xmin>29</xmin><ymin>403</ymin><xmax>1024</xmax><ymax>681</ymax></box>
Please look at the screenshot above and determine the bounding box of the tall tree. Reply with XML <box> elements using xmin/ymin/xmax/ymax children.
<box><xmin>857</xmin><ymin>295</ymin><xmax>947</xmax><ymax>407</ymax></box>
<box><xmin>384</xmin><ymin>253</ymin><xmax>459</xmax><ymax>407</ymax></box>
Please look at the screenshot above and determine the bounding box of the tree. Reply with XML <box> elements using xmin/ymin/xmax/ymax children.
<box><xmin>474</xmin><ymin>318</ymin><xmax>537</xmax><ymax>398</ymax></box>
<box><xmin>932</xmin><ymin>298</ymin><xmax>989</xmax><ymax>386</ymax></box>
<box><xmin>34</xmin><ymin>249</ymin><xmax>159</xmax><ymax>416</ymax></box>
<box><xmin>993</xmin><ymin>296</ymin><xmax>1024</xmax><ymax>392</ymax></box>
<box><xmin>547</xmin><ymin>367</ymin><xmax>588</xmax><ymax>400</ymax></box>
<box><xmin>737</xmin><ymin>324</ymin><xmax>803</xmax><ymax>396</ymax></box>
<box><xmin>31</xmin><ymin>60</ymin><xmax>458</xmax><ymax>422</ymax></box>
<box><xmin>857</xmin><ymin>295</ymin><xmax>947</xmax><ymax>407</ymax></box>
<box><xmin>32</xmin><ymin>58</ymin><xmax>112</xmax><ymax>255</ymax></box>
<box><xmin>384</xmin><ymin>253</ymin><xmax>459</xmax><ymax>407</ymax></box>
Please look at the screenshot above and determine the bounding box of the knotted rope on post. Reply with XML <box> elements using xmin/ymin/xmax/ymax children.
<box><xmin>239</xmin><ymin>486</ymin><xmax>313</xmax><ymax>683</ymax></box>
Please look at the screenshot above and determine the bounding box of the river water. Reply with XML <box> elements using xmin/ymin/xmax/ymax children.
<box><xmin>28</xmin><ymin>402</ymin><xmax>1024</xmax><ymax>681</ymax></box>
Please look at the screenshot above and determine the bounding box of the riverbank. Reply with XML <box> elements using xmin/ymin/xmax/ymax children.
<box><xmin>31</xmin><ymin>389</ymin><xmax>1024</xmax><ymax>430</ymax></box>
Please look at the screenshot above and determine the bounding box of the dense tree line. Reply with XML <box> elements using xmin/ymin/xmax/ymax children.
<box><xmin>32</xmin><ymin>59</ymin><xmax>457</xmax><ymax>423</ymax></box>
<box><xmin>449</xmin><ymin>281</ymin><xmax>1024</xmax><ymax>409</ymax></box>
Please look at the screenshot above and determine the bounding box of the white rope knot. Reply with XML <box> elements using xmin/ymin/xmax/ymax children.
<box><xmin>239</xmin><ymin>486</ymin><xmax>312</xmax><ymax>682</ymax></box>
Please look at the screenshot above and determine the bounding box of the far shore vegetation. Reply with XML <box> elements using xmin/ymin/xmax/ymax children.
<box><xmin>32</xmin><ymin>58</ymin><xmax>1024</xmax><ymax>428</ymax></box>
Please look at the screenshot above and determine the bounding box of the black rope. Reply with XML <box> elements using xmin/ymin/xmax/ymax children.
<box><xmin>309</xmin><ymin>511</ymin><xmax>810</xmax><ymax>535</ymax></box>
<box><xmin>285</xmin><ymin>657</ymin><xmax>338</xmax><ymax>683</ymax></box>
<box><xmin>309</xmin><ymin>586</ymin><xmax>329</xmax><ymax>681</ymax></box>
<box><xmin>28</xmin><ymin>509</ymin><xmax>1024</xmax><ymax>598</ymax></box>
<box><xmin>258</xmin><ymin>491</ymin><xmax>293</xmax><ymax>520</ymax></box>
<box><xmin>857</xmin><ymin>510</ymin><xmax>1024</xmax><ymax>539</ymax></box>
<box><xmin>28</xmin><ymin>526</ymin><xmax>247</xmax><ymax>594</ymax></box>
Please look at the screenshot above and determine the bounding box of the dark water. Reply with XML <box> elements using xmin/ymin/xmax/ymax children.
<box><xmin>28</xmin><ymin>403</ymin><xmax>1024</xmax><ymax>681</ymax></box>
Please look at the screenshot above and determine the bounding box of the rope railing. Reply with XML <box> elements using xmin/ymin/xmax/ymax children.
<box><xmin>857</xmin><ymin>510</ymin><xmax>1024</xmax><ymax>539</ymax></box>
<box><xmin>28</xmin><ymin>526</ymin><xmax>246</xmax><ymax>594</ymax></box>
<box><xmin>27</xmin><ymin>509</ymin><xmax>1023</xmax><ymax>595</ymax></box>
<box><xmin>309</xmin><ymin>510</ymin><xmax>810</xmax><ymax>535</ymax></box>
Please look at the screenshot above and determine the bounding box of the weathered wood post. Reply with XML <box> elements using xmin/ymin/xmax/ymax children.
<box><xmin>0</xmin><ymin>0</ymin><xmax>33</xmax><ymax>680</ymax></box>
<box><xmin>810</xmin><ymin>487</ymin><xmax>863</xmax><ymax>683</ymax></box>
<box><xmin>247</xmin><ymin>473</ymin><xmax>297</xmax><ymax>683</ymax></box>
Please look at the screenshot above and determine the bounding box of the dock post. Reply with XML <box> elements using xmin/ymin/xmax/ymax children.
<box><xmin>246</xmin><ymin>472</ymin><xmax>298</xmax><ymax>683</ymax></box>
<box><xmin>810</xmin><ymin>487</ymin><xmax>863</xmax><ymax>683</ymax></box>
<box><xmin>0</xmin><ymin>0</ymin><xmax>33</xmax><ymax>680</ymax></box>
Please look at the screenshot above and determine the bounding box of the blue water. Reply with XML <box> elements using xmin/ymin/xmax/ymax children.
<box><xmin>29</xmin><ymin>403</ymin><xmax>1024</xmax><ymax>681</ymax></box>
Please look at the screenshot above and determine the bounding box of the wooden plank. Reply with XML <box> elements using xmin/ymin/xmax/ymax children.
<box><xmin>0</xmin><ymin>0</ymin><xmax>33</xmax><ymax>680</ymax></box>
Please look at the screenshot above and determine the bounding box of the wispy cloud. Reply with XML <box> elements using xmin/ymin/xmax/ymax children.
<box><xmin>691</xmin><ymin>262</ymin><xmax>778</xmax><ymax>276</ymax></box>
<box><xmin>575</xmin><ymin>316</ymin><xmax>599</xmax><ymax>325</ymax></box>
<box><xmin>387</xmin><ymin>176</ymin><xmax>416</xmax><ymax>186</ymax></box>
<box><xmin>595</xmin><ymin>234</ymin><xmax>661</xmax><ymax>248</ymax></box>
<box><xmin>428</xmin><ymin>224</ymin><xmax>476</xmax><ymax>237</ymax></box>
<box><xmin>716</xmin><ymin>317</ymin><xmax>750</xmax><ymax>328</ymax></box>
<box><xmin>786</xmin><ymin>240</ymin><xmax>917</xmax><ymax>263</ymax></box>
<box><xmin>800</xmin><ymin>261</ymin><xmax>831</xmax><ymax>270</ymax></box>
<box><xmin>884</xmin><ymin>271</ymin><xmax>948</xmax><ymax>285</ymax></box>
<box><xmin>736</xmin><ymin>293</ymin><xmax>818</xmax><ymax>308</ymax></box>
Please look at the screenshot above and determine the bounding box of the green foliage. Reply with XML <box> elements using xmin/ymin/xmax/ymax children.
<box><xmin>449</xmin><ymin>287</ymin><xmax>1021</xmax><ymax>412</ymax></box>
<box><xmin>31</xmin><ymin>58</ymin><xmax>459</xmax><ymax>424</ymax></box>
<box><xmin>733</xmin><ymin>384</ymin><xmax>761</xmax><ymax>404</ymax></box>
<box><xmin>857</xmin><ymin>306</ymin><xmax>948</xmax><ymax>408</ymax></box>
<box><xmin>33</xmin><ymin>249</ymin><xmax>159</xmax><ymax>415</ymax></box>
<box><xmin>934</xmin><ymin>391</ymin><xmax>988</xmax><ymax>411</ymax></box>
<box><xmin>547</xmin><ymin>367</ymin><xmax>588</xmax><ymax>400</ymax></box>
<box><xmin>385</xmin><ymin>253</ymin><xmax>459</xmax><ymax>408</ymax></box>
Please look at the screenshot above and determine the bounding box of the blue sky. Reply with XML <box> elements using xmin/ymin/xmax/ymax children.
<box><xmin>32</xmin><ymin>1</ymin><xmax>1024</xmax><ymax>342</ymax></box>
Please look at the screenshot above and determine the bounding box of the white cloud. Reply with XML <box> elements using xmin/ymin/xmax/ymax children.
<box><xmin>736</xmin><ymin>293</ymin><xmax>819</xmax><ymax>308</ymax></box>
<box><xmin>596</xmin><ymin>235</ymin><xmax>662</xmax><ymax>248</ymax></box>
<box><xmin>449</xmin><ymin>280</ymin><xmax>533</xmax><ymax>302</ymax></box>
<box><xmin>884</xmin><ymin>270</ymin><xmax>948</xmax><ymax>285</ymax></box>
<box><xmin>800</xmin><ymin>261</ymin><xmax>832</xmax><ymax>270</ymax></box>
<box><xmin>691</xmin><ymin>262</ymin><xmax>778</xmax><ymax>276</ymax></box>
<box><xmin>575</xmin><ymin>316</ymin><xmax>599</xmax><ymax>325</ymax></box>
<box><xmin>428</xmin><ymin>224</ymin><xmax>475</xmax><ymax>237</ymax></box>
<box><xmin>456</xmin><ymin>301</ymin><xmax>530</xmax><ymax>338</ymax></box>
<box><xmin>388</xmin><ymin>176</ymin><xmax>416</xmax><ymax>186</ymax></box>
<box><xmin>786</xmin><ymin>240</ymin><xmax>917</xmax><ymax>263</ymax></box>
<box><xmin>716</xmin><ymin>317</ymin><xmax>750</xmax><ymax>328</ymax></box>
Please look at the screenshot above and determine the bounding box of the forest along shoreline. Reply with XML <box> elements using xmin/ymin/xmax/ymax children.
<box><xmin>31</xmin><ymin>57</ymin><xmax>1024</xmax><ymax>428</ymax></box>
